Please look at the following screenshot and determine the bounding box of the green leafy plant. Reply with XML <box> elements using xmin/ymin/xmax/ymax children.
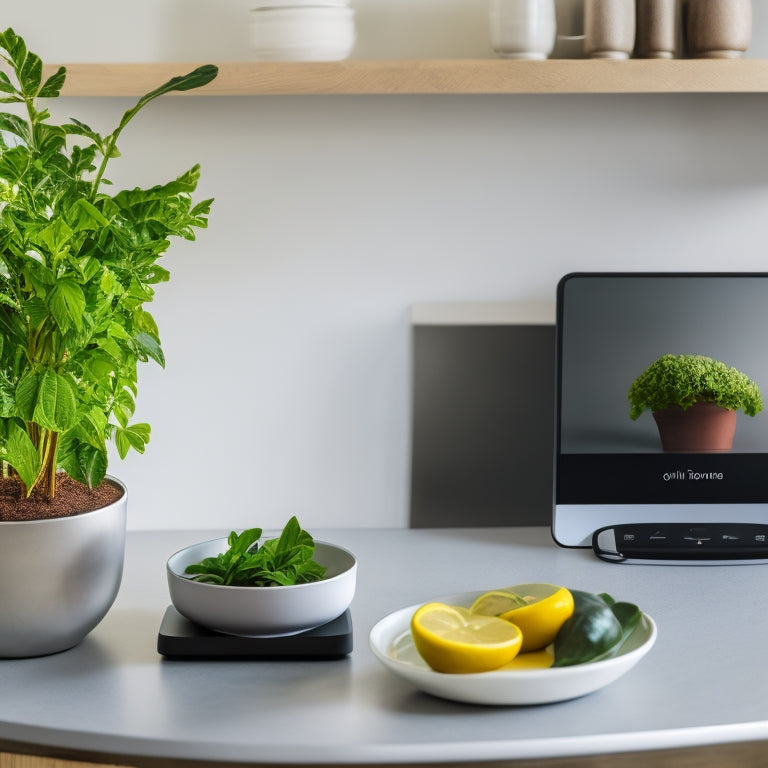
<box><xmin>628</xmin><ymin>354</ymin><xmax>763</xmax><ymax>420</ymax></box>
<box><xmin>0</xmin><ymin>29</ymin><xmax>217</xmax><ymax>500</ymax></box>
<box><xmin>185</xmin><ymin>516</ymin><xmax>327</xmax><ymax>587</ymax></box>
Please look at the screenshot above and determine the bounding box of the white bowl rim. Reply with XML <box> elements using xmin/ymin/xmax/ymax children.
<box><xmin>167</xmin><ymin>536</ymin><xmax>357</xmax><ymax>591</ymax></box>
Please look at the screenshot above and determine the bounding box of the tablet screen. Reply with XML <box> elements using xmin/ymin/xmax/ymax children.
<box><xmin>554</xmin><ymin>273</ymin><xmax>768</xmax><ymax>547</ymax></box>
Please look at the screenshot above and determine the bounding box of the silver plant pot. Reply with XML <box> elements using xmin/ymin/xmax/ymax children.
<box><xmin>0</xmin><ymin>476</ymin><xmax>127</xmax><ymax>658</ymax></box>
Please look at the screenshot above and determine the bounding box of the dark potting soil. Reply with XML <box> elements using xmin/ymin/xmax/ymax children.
<box><xmin>0</xmin><ymin>475</ymin><xmax>123</xmax><ymax>521</ymax></box>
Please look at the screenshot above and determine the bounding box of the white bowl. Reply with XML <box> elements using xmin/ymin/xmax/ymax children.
<box><xmin>250</xmin><ymin>7</ymin><xmax>356</xmax><ymax>62</ymax></box>
<box><xmin>369</xmin><ymin>591</ymin><xmax>657</xmax><ymax>705</ymax></box>
<box><xmin>167</xmin><ymin>537</ymin><xmax>357</xmax><ymax>637</ymax></box>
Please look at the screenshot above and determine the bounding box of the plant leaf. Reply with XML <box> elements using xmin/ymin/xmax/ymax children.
<box><xmin>76</xmin><ymin>443</ymin><xmax>108</xmax><ymax>488</ymax></box>
<box><xmin>67</xmin><ymin>198</ymin><xmax>111</xmax><ymax>231</ymax></box>
<box><xmin>33</xmin><ymin>368</ymin><xmax>78</xmax><ymax>432</ymax></box>
<box><xmin>114</xmin><ymin>422</ymin><xmax>150</xmax><ymax>459</ymax></box>
<box><xmin>112</xmin><ymin>388</ymin><xmax>135</xmax><ymax>429</ymax></box>
<box><xmin>38</xmin><ymin>66</ymin><xmax>66</xmax><ymax>98</ymax></box>
<box><xmin>15</xmin><ymin>370</ymin><xmax>41</xmax><ymax>422</ymax></box>
<box><xmin>0</xmin><ymin>29</ymin><xmax>42</xmax><ymax>99</ymax></box>
<box><xmin>276</xmin><ymin>515</ymin><xmax>303</xmax><ymax>551</ymax></box>
<box><xmin>0</xmin><ymin>71</ymin><xmax>19</xmax><ymax>98</ymax></box>
<box><xmin>59</xmin><ymin>433</ymin><xmax>108</xmax><ymax>488</ymax></box>
<box><xmin>115</xmin><ymin>65</ymin><xmax>219</xmax><ymax>134</ymax></box>
<box><xmin>134</xmin><ymin>332</ymin><xmax>165</xmax><ymax>367</ymax></box>
<box><xmin>48</xmin><ymin>278</ymin><xmax>86</xmax><ymax>332</ymax></box>
<box><xmin>19</xmin><ymin>52</ymin><xmax>42</xmax><ymax>98</ymax></box>
<box><xmin>0</xmin><ymin>112</ymin><xmax>30</xmax><ymax>143</ymax></box>
<box><xmin>230</xmin><ymin>528</ymin><xmax>263</xmax><ymax>557</ymax></box>
<box><xmin>3</xmin><ymin>421</ymin><xmax>40</xmax><ymax>490</ymax></box>
<box><xmin>184</xmin><ymin>519</ymin><xmax>325</xmax><ymax>587</ymax></box>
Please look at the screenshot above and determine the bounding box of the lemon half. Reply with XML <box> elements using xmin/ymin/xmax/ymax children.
<box><xmin>410</xmin><ymin>602</ymin><xmax>523</xmax><ymax>674</ymax></box>
<box><xmin>500</xmin><ymin>648</ymin><xmax>554</xmax><ymax>670</ymax></box>
<box><xmin>472</xmin><ymin>584</ymin><xmax>574</xmax><ymax>652</ymax></box>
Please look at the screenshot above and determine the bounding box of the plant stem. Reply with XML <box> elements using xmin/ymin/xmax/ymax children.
<box><xmin>24</xmin><ymin>106</ymin><xmax>35</xmax><ymax>150</ymax></box>
<box><xmin>90</xmin><ymin>136</ymin><xmax>115</xmax><ymax>201</ymax></box>
<box><xmin>45</xmin><ymin>431</ymin><xmax>58</xmax><ymax>499</ymax></box>
<box><xmin>25</xmin><ymin>426</ymin><xmax>59</xmax><ymax>500</ymax></box>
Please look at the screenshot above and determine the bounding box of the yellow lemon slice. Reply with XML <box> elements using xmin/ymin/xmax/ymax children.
<box><xmin>500</xmin><ymin>584</ymin><xmax>574</xmax><ymax>652</ymax></box>
<box><xmin>410</xmin><ymin>602</ymin><xmax>523</xmax><ymax>674</ymax></box>
<box><xmin>472</xmin><ymin>584</ymin><xmax>574</xmax><ymax>653</ymax></box>
<box><xmin>500</xmin><ymin>648</ymin><xmax>555</xmax><ymax>671</ymax></box>
<box><xmin>469</xmin><ymin>590</ymin><xmax>527</xmax><ymax>617</ymax></box>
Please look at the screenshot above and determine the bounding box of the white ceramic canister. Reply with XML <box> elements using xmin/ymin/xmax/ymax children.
<box><xmin>250</xmin><ymin>5</ymin><xmax>356</xmax><ymax>62</ymax></box>
<box><xmin>685</xmin><ymin>0</ymin><xmax>751</xmax><ymax>58</ymax></box>
<box><xmin>635</xmin><ymin>0</ymin><xmax>678</xmax><ymax>58</ymax></box>
<box><xmin>584</xmin><ymin>0</ymin><xmax>636</xmax><ymax>59</ymax></box>
<box><xmin>490</xmin><ymin>0</ymin><xmax>557</xmax><ymax>60</ymax></box>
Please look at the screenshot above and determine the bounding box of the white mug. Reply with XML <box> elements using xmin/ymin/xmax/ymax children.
<box><xmin>490</xmin><ymin>0</ymin><xmax>557</xmax><ymax>60</ymax></box>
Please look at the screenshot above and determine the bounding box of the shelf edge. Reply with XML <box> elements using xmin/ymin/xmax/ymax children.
<box><xmin>44</xmin><ymin>59</ymin><xmax>768</xmax><ymax>97</ymax></box>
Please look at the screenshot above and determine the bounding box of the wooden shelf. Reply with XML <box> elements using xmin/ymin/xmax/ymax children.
<box><xmin>44</xmin><ymin>59</ymin><xmax>768</xmax><ymax>97</ymax></box>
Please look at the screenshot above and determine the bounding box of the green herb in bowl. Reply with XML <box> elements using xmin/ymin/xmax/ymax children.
<box><xmin>185</xmin><ymin>516</ymin><xmax>326</xmax><ymax>587</ymax></box>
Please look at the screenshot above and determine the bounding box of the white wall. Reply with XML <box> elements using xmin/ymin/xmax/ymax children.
<box><xmin>3</xmin><ymin>2</ymin><xmax>768</xmax><ymax>530</ymax></box>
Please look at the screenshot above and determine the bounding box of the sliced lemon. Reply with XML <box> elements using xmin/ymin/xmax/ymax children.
<box><xmin>470</xmin><ymin>590</ymin><xmax>527</xmax><ymax>617</ymax></box>
<box><xmin>500</xmin><ymin>584</ymin><xmax>574</xmax><ymax>652</ymax></box>
<box><xmin>410</xmin><ymin>602</ymin><xmax>523</xmax><ymax>674</ymax></box>
<box><xmin>472</xmin><ymin>584</ymin><xmax>574</xmax><ymax>653</ymax></box>
<box><xmin>500</xmin><ymin>648</ymin><xmax>555</xmax><ymax>671</ymax></box>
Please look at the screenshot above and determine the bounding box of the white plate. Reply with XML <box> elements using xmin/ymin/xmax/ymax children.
<box><xmin>368</xmin><ymin>591</ymin><xmax>657</xmax><ymax>705</ymax></box>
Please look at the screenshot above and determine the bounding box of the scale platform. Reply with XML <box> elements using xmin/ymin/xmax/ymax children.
<box><xmin>157</xmin><ymin>606</ymin><xmax>353</xmax><ymax>660</ymax></box>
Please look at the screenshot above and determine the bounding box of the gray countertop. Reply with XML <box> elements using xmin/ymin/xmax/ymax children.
<box><xmin>1</xmin><ymin>526</ymin><xmax>767</xmax><ymax>765</ymax></box>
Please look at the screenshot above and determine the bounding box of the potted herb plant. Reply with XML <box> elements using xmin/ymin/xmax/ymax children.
<box><xmin>0</xmin><ymin>29</ymin><xmax>217</xmax><ymax>657</ymax></box>
<box><xmin>628</xmin><ymin>353</ymin><xmax>762</xmax><ymax>452</ymax></box>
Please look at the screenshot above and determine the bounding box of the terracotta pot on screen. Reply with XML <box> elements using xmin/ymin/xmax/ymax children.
<box><xmin>652</xmin><ymin>401</ymin><xmax>737</xmax><ymax>453</ymax></box>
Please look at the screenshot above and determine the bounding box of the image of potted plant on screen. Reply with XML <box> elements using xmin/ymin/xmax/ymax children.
<box><xmin>628</xmin><ymin>354</ymin><xmax>762</xmax><ymax>453</ymax></box>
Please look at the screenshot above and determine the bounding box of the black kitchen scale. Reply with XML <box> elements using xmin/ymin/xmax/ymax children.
<box><xmin>157</xmin><ymin>606</ymin><xmax>353</xmax><ymax>660</ymax></box>
<box><xmin>553</xmin><ymin>273</ymin><xmax>768</xmax><ymax>563</ymax></box>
